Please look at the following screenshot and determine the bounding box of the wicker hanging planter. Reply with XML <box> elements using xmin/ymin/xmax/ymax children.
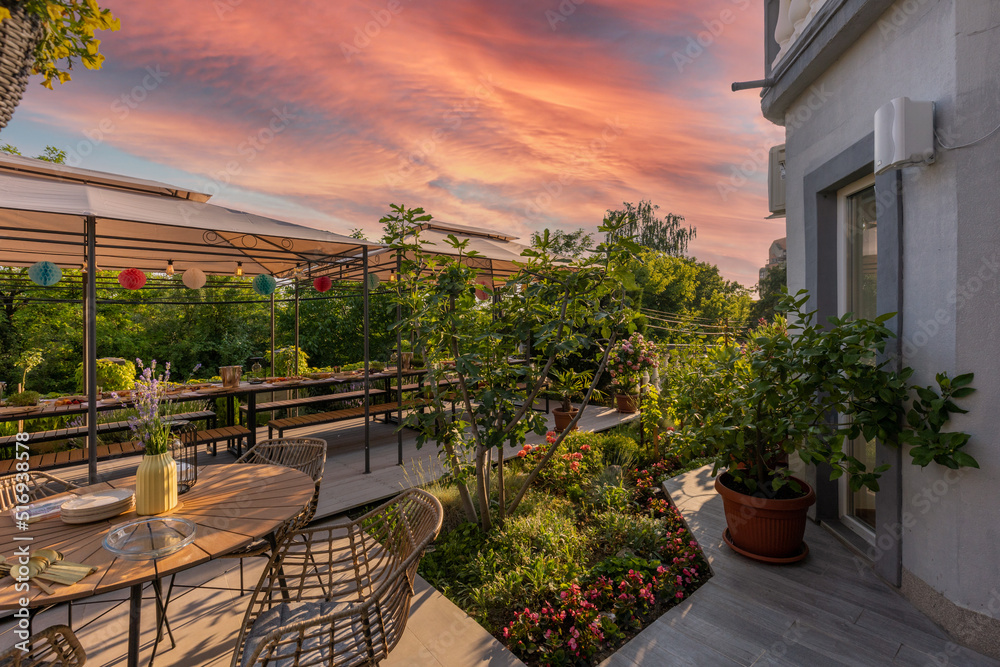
<box><xmin>0</xmin><ymin>3</ymin><xmax>42</xmax><ymax>130</ymax></box>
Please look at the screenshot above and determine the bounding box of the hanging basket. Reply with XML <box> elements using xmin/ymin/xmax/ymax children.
<box><xmin>0</xmin><ymin>3</ymin><xmax>42</xmax><ymax>130</ymax></box>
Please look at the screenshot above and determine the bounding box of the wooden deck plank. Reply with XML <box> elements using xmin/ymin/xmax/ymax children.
<box><xmin>598</xmin><ymin>466</ymin><xmax>1000</xmax><ymax>667</ymax></box>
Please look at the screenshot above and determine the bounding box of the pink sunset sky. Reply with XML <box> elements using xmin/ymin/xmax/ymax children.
<box><xmin>1</xmin><ymin>0</ymin><xmax>784</xmax><ymax>288</ymax></box>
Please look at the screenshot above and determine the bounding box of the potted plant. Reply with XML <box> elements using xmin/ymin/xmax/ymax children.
<box><xmin>608</xmin><ymin>332</ymin><xmax>659</xmax><ymax>413</ymax></box>
<box><xmin>675</xmin><ymin>292</ymin><xmax>979</xmax><ymax>563</ymax></box>
<box><xmin>548</xmin><ymin>368</ymin><xmax>597</xmax><ymax>432</ymax></box>
<box><xmin>129</xmin><ymin>359</ymin><xmax>178</xmax><ymax>516</ymax></box>
<box><xmin>0</xmin><ymin>1</ymin><xmax>120</xmax><ymax>128</ymax></box>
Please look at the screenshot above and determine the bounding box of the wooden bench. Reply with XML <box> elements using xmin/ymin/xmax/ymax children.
<box><xmin>267</xmin><ymin>399</ymin><xmax>431</xmax><ymax>439</ymax></box>
<box><xmin>0</xmin><ymin>422</ymin><xmax>246</xmax><ymax>474</ymax></box>
<box><xmin>196</xmin><ymin>425</ymin><xmax>252</xmax><ymax>456</ymax></box>
<box><xmin>0</xmin><ymin>410</ymin><xmax>216</xmax><ymax>449</ymax></box>
<box><xmin>238</xmin><ymin>389</ymin><xmax>386</xmax><ymax>417</ymax></box>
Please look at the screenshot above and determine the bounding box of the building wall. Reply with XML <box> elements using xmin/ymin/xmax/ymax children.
<box><xmin>780</xmin><ymin>0</ymin><xmax>1000</xmax><ymax>639</ymax></box>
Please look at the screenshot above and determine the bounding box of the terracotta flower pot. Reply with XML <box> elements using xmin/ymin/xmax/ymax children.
<box><xmin>715</xmin><ymin>472</ymin><xmax>815</xmax><ymax>563</ymax></box>
<box><xmin>552</xmin><ymin>407</ymin><xmax>578</xmax><ymax>432</ymax></box>
<box><xmin>135</xmin><ymin>452</ymin><xmax>178</xmax><ymax>516</ymax></box>
<box><xmin>615</xmin><ymin>393</ymin><xmax>638</xmax><ymax>413</ymax></box>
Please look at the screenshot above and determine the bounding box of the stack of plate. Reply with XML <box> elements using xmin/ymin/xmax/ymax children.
<box><xmin>60</xmin><ymin>489</ymin><xmax>135</xmax><ymax>524</ymax></box>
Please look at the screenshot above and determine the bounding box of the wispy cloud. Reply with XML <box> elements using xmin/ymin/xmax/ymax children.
<box><xmin>4</xmin><ymin>0</ymin><xmax>783</xmax><ymax>287</ymax></box>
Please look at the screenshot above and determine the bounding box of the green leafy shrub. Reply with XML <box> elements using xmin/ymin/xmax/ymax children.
<box><xmin>598</xmin><ymin>432</ymin><xmax>642</xmax><ymax>469</ymax></box>
<box><xmin>267</xmin><ymin>347</ymin><xmax>309</xmax><ymax>376</ymax></box>
<box><xmin>6</xmin><ymin>390</ymin><xmax>40</xmax><ymax>407</ymax></box>
<box><xmin>589</xmin><ymin>510</ymin><xmax>665</xmax><ymax>560</ymax></box>
<box><xmin>74</xmin><ymin>358</ymin><xmax>136</xmax><ymax>392</ymax></box>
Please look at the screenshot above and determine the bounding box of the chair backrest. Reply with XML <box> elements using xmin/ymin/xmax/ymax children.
<box><xmin>232</xmin><ymin>488</ymin><xmax>443</xmax><ymax>667</ymax></box>
<box><xmin>235</xmin><ymin>438</ymin><xmax>326</xmax><ymax>484</ymax></box>
<box><xmin>0</xmin><ymin>471</ymin><xmax>79</xmax><ymax>512</ymax></box>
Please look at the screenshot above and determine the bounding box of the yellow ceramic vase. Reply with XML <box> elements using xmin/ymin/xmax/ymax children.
<box><xmin>135</xmin><ymin>452</ymin><xmax>178</xmax><ymax>516</ymax></box>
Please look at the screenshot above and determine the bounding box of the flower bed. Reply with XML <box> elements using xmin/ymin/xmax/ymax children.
<box><xmin>419</xmin><ymin>430</ymin><xmax>710</xmax><ymax>666</ymax></box>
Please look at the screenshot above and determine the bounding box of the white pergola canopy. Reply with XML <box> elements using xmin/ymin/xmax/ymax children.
<box><xmin>0</xmin><ymin>154</ymin><xmax>379</xmax><ymax>276</ymax></box>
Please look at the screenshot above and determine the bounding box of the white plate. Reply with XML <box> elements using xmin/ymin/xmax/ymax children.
<box><xmin>61</xmin><ymin>489</ymin><xmax>135</xmax><ymax>513</ymax></box>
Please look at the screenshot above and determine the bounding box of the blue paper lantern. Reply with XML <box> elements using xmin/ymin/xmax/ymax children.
<box><xmin>28</xmin><ymin>261</ymin><xmax>62</xmax><ymax>286</ymax></box>
<box><xmin>253</xmin><ymin>274</ymin><xmax>277</xmax><ymax>296</ymax></box>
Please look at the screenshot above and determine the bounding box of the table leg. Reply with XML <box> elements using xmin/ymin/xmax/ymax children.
<box><xmin>128</xmin><ymin>583</ymin><xmax>142</xmax><ymax>667</ymax></box>
<box><xmin>248</xmin><ymin>393</ymin><xmax>257</xmax><ymax>451</ymax></box>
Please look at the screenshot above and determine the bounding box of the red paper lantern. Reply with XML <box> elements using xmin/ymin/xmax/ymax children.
<box><xmin>313</xmin><ymin>275</ymin><xmax>332</xmax><ymax>293</ymax></box>
<box><xmin>118</xmin><ymin>268</ymin><xmax>147</xmax><ymax>290</ymax></box>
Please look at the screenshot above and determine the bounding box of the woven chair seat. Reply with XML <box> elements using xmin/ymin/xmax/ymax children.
<box><xmin>241</xmin><ymin>598</ymin><xmax>360</xmax><ymax>667</ymax></box>
<box><xmin>232</xmin><ymin>488</ymin><xmax>443</xmax><ymax>667</ymax></box>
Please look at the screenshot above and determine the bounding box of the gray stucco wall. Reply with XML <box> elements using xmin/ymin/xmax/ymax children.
<box><xmin>780</xmin><ymin>0</ymin><xmax>1000</xmax><ymax>626</ymax></box>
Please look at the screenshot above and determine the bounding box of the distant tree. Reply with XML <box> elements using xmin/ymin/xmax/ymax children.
<box><xmin>750</xmin><ymin>264</ymin><xmax>787</xmax><ymax>323</ymax></box>
<box><xmin>530</xmin><ymin>228</ymin><xmax>594</xmax><ymax>256</ymax></box>
<box><xmin>0</xmin><ymin>144</ymin><xmax>67</xmax><ymax>164</ymax></box>
<box><xmin>605</xmin><ymin>200</ymin><xmax>696</xmax><ymax>257</ymax></box>
<box><xmin>348</xmin><ymin>228</ymin><xmax>368</xmax><ymax>240</ymax></box>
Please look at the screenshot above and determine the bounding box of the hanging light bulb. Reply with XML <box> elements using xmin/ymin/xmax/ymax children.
<box><xmin>166</xmin><ymin>259</ymin><xmax>175</xmax><ymax>276</ymax></box>
<box><xmin>235</xmin><ymin>262</ymin><xmax>244</xmax><ymax>277</ymax></box>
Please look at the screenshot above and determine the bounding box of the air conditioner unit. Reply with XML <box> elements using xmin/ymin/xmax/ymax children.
<box><xmin>767</xmin><ymin>144</ymin><xmax>786</xmax><ymax>218</ymax></box>
<box><xmin>875</xmin><ymin>97</ymin><xmax>935</xmax><ymax>174</ymax></box>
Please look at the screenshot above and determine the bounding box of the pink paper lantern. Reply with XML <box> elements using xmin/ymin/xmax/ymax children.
<box><xmin>313</xmin><ymin>275</ymin><xmax>332</xmax><ymax>293</ymax></box>
<box><xmin>118</xmin><ymin>268</ymin><xmax>147</xmax><ymax>290</ymax></box>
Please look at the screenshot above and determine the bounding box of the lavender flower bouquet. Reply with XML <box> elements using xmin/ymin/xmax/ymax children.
<box><xmin>128</xmin><ymin>359</ymin><xmax>174</xmax><ymax>456</ymax></box>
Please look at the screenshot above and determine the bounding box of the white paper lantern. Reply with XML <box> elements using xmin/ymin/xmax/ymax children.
<box><xmin>182</xmin><ymin>268</ymin><xmax>207</xmax><ymax>289</ymax></box>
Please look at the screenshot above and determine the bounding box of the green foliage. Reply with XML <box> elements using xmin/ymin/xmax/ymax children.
<box><xmin>6</xmin><ymin>390</ymin><xmax>40</xmax><ymax>406</ymax></box>
<box><xmin>1</xmin><ymin>1</ymin><xmax>121</xmax><ymax>89</ymax></box>
<box><xmin>385</xmin><ymin>204</ymin><xmax>638</xmax><ymax>531</ymax></box>
<box><xmin>15</xmin><ymin>348</ymin><xmax>43</xmax><ymax>388</ymax></box>
<box><xmin>640</xmin><ymin>386</ymin><xmax>663</xmax><ymax>444</ymax></box>
<box><xmin>266</xmin><ymin>346</ymin><xmax>309</xmax><ymax>376</ymax></box>
<box><xmin>548</xmin><ymin>368</ymin><xmax>594</xmax><ymax>412</ymax></box>
<box><xmin>529</xmin><ymin>228</ymin><xmax>594</xmax><ymax>256</ymax></box>
<box><xmin>672</xmin><ymin>290</ymin><xmax>978</xmax><ymax>495</ymax></box>
<box><xmin>73</xmin><ymin>358</ymin><xmax>136</xmax><ymax>392</ymax></box>
<box><xmin>604</xmin><ymin>200</ymin><xmax>695</xmax><ymax>257</ymax></box>
<box><xmin>750</xmin><ymin>263</ymin><xmax>787</xmax><ymax>323</ymax></box>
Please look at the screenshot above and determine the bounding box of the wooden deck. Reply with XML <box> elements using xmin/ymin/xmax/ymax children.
<box><xmin>603</xmin><ymin>465</ymin><xmax>1000</xmax><ymax>667</ymax></box>
<box><xmin>47</xmin><ymin>401</ymin><xmax>637</xmax><ymax>521</ymax></box>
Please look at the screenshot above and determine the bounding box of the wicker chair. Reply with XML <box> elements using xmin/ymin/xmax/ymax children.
<box><xmin>231</xmin><ymin>488</ymin><xmax>443</xmax><ymax>667</ymax></box>
<box><xmin>0</xmin><ymin>624</ymin><xmax>86</xmax><ymax>666</ymax></box>
<box><xmin>0</xmin><ymin>471</ymin><xmax>79</xmax><ymax>511</ymax></box>
<box><xmin>219</xmin><ymin>438</ymin><xmax>327</xmax><ymax>594</ymax></box>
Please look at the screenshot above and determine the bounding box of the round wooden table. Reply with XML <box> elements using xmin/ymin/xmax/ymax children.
<box><xmin>0</xmin><ymin>464</ymin><xmax>315</xmax><ymax>667</ymax></box>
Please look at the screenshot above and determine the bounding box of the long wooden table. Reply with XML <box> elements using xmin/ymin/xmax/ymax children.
<box><xmin>0</xmin><ymin>464</ymin><xmax>314</xmax><ymax>667</ymax></box>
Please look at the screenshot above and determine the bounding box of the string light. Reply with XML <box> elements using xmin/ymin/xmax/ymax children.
<box><xmin>235</xmin><ymin>262</ymin><xmax>244</xmax><ymax>277</ymax></box>
<box><xmin>166</xmin><ymin>259</ymin><xmax>175</xmax><ymax>276</ymax></box>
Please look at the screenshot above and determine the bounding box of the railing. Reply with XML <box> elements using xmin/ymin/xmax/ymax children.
<box><xmin>773</xmin><ymin>0</ymin><xmax>828</xmax><ymax>67</ymax></box>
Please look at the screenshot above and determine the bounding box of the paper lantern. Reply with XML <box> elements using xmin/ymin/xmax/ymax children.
<box><xmin>118</xmin><ymin>268</ymin><xmax>147</xmax><ymax>290</ymax></box>
<box><xmin>182</xmin><ymin>268</ymin><xmax>207</xmax><ymax>289</ymax></box>
<box><xmin>365</xmin><ymin>273</ymin><xmax>380</xmax><ymax>292</ymax></box>
<box><xmin>253</xmin><ymin>274</ymin><xmax>277</xmax><ymax>296</ymax></box>
<box><xmin>27</xmin><ymin>261</ymin><xmax>62</xmax><ymax>286</ymax></box>
<box><xmin>313</xmin><ymin>275</ymin><xmax>332</xmax><ymax>293</ymax></box>
<box><xmin>474</xmin><ymin>276</ymin><xmax>493</xmax><ymax>302</ymax></box>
